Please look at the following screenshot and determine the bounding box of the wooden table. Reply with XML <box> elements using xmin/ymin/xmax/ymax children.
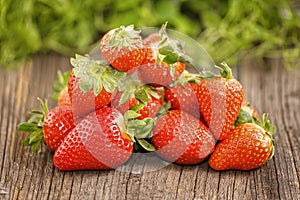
<box><xmin>0</xmin><ymin>54</ymin><xmax>299</xmax><ymax>200</ymax></box>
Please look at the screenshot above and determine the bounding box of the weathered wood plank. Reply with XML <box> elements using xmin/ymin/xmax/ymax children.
<box><xmin>0</xmin><ymin>54</ymin><xmax>299</xmax><ymax>200</ymax></box>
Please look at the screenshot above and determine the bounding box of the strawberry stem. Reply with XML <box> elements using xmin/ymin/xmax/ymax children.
<box><xmin>215</xmin><ymin>62</ymin><xmax>233</xmax><ymax>79</ymax></box>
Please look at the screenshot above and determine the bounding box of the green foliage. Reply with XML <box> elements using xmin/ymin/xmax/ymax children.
<box><xmin>1</xmin><ymin>0</ymin><xmax>299</xmax><ymax>69</ymax></box>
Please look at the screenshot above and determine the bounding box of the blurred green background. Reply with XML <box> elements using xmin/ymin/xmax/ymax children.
<box><xmin>1</xmin><ymin>0</ymin><xmax>299</xmax><ymax>69</ymax></box>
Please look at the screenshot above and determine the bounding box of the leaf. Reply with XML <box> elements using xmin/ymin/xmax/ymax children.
<box><xmin>119</xmin><ymin>89</ymin><xmax>134</xmax><ymax>105</ymax></box>
<box><xmin>31</xmin><ymin>140</ymin><xmax>42</xmax><ymax>153</ymax></box>
<box><xmin>79</xmin><ymin>78</ymin><xmax>93</xmax><ymax>93</ymax></box>
<box><xmin>134</xmin><ymin>89</ymin><xmax>149</xmax><ymax>104</ymax></box>
<box><xmin>130</xmin><ymin>103</ymin><xmax>144</xmax><ymax>112</ymax></box>
<box><xmin>124</xmin><ymin>110</ymin><xmax>141</xmax><ymax>120</ymax></box>
<box><xmin>102</xmin><ymin>77</ymin><xmax>116</xmax><ymax>93</ymax></box>
<box><xmin>93</xmin><ymin>77</ymin><xmax>102</xmax><ymax>96</ymax></box>
<box><xmin>137</xmin><ymin>139</ymin><xmax>156</xmax><ymax>152</ymax></box>
<box><xmin>17</xmin><ymin>122</ymin><xmax>38</xmax><ymax>132</ymax></box>
<box><xmin>29</xmin><ymin>129</ymin><xmax>43</xmax><ymax>144</ymax></box>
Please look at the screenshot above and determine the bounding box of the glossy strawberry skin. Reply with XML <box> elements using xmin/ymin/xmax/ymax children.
<box><xmin>141</xmin><ymin>33</ymin><xmax>160</xmax><ymax>65</ymax></box>
<box><xmin>151</xmin><ymin>110</ymin><xmax>215</xmax><ymax>165</ymax></box>
<box><xmin>138</xmin><ymin>62</ymin><xmax>186</xmax><ymax>87</ymax></box>
<box><xmin>112</xmin><ymin>92</ymin><xmax>162</xmax><ymax>120</ymax></box>
<box><xmin>53</xmin><ymin>107</ymin><xmax>133</xmax><ymax>171</ymax></box>
<box><xmin>43</xmin><ymin>106</ymin><xmax>75</xmax><ymax>151</ymax></box>
<box><xmin>165</xmin><ymin>82</ymin><xmax>202</xmax><ymax>119</ymax></box>
<box><xmin>208</xmin><ymin>123</ymin><xmax>273</xmax><ymax>171</ymax></box>
<box><xmin>197</xmin><ymin>77</ymin><xmax>244</xmax><ymax>140</ymax></box>
<box><xmin>68</xmin><ymin>70</ymin><xmax>114</xmax><ymax>118</ymax></box>
<box><xmin>100</xmin><ymin>26</ymin><xmax>146</xmax><ymax>72</ymax></box>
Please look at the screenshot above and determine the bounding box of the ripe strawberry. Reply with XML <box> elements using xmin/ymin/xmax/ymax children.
<box><xmin>197</xmin><ymin>63</ymin><xmax>244</xmax><ymax>140</ymax></box>
<box><xmin>141</xmin><ymin>33</ymin><xmax>160</xmax><ymax>65</ymax></box>
<box><xmin>208</xmin><ymin>114</ymin><xmax>275</xmax><ymax>171</ymax></box>
<box><xmin>53</xmin><ymin>107</ymin><xmax>133</xmax><ymax>171</ymax></box>
<box><xmin>151</xmin><ymin>110</ymin><xmax>215</xmax><ymax>165</ymax></box>
<box><xmin>68</xmin><ymin>54</ymin><xmax>125</xmax><ymax>117</ymax></box>
<box><xmin>138</xmin><ymin>62</ymin><xmax>186</xmax><ymax>87</ymax></box>
<box><xmin>138</xmin><ymin>22</ymin><xmax>190</xmax><ymax>87</ymax></box>
<box><xmin>100</xmin><ymin>24</ymin><xmax>146</xmax><ymax>72</ymax></box>
<box><xmin>17</xmin><ymin>98</ymin><xmax>75</xmax><ymax>152</ymax></box>
<box><xmin>164</xmin><ymin>79</ymin><xmax>201</xmax><ymax>119</ymax></box>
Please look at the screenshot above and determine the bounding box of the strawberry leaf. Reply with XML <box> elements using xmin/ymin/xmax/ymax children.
<box><xmin>17</xmin><ymin>122</ymin><xmax>38</xmax><ymax>132</ymax></box>
<box><xmin>71</xmin><ymin>54</ymin><xmax>125</xmax><ymax>96</ymax></box>
<box><xmin>234</xmin><ymin>105</ymin><xmax>255</xmax><ymax>126</ymax></box>
<box><xmin>119</xmin><ymin>89</ymin><xmax>135</xmax><ymax>105</ymax></box>
<box><xmin>136</xmin><ymin>139</ymin><xmax>156</xmax><ymax>152</ymax></box>
<box><xmin>134</xmin><ymin>89</ymin><xmax>149</xmax><ymax>104</ymax></box>
<box><xmin>130</xmin><ymin>104</ymin><xmax>145</xmax><ymax>112</ymax></box>
<box><xmin>124</xmin><ymin>110</ymin><xmax>141</xmax><ymax>120</ymax></box>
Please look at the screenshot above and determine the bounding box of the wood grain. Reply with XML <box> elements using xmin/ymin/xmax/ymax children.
<box><xmin>0</xmin><ymin>54</ymin><xmax>299</xmax><ymax>200</ymax></box>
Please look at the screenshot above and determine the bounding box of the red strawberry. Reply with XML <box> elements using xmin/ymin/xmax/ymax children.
<box><xmin>197</xmin><ymin>63</ymin><xmax>244</xmax><ymax>140</ymax></box>
<box><xmin>138</xmin><ymin>22</ymin><xmax>190</xmax><ymax>87</ymax></box>
<box><xmin>151</xmin><ymin>110</ymin><xmax>215</xmax><ymax>165</ymax></box>
<box><xmin>17</xmin><ymin>98</ymin><xmax>75</xmax><ymax>152</ymax></box>
<box><xmin>68</xmin><ymin>54</ymin><xmax>125</xmax><ymax>117</ymax></box>
<box><xmin>141</xmin><ymin>33</ymin><xmax>160</xmax><ymax>65</ymax></box>
<box><xmin>209</xmin><ymin>114</ymin><xmax>275</xmax><ymax>171</ymax></box>
<box><xmin>53</xmin><ymin>107</ymin><xmax>133</xmax><ymax>171</ymax></box>
<box><xmin>164</xmin><ymin>79</ymin><xmax>201</xmax><ymax>119</ymax></box>
<box><xmin>138</xmin><ymin>62</ymin><xmax>186</xmax><ymax>87</ymax></box>
<box><xmin>100</xmin><ymin>24</ymin><xmax>146</xmax><ymax>72</ymax></box>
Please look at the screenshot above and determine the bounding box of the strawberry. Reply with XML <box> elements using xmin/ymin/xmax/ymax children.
<box><xmin>164</xmin><ymin>76</ymin><xmax>202</xmax><ymax>119</ymax></box>
<box><xmin>53</xmin><ymin>107</ymin><xmax>133</xmax><ymax>171</ymax></box>
<box><xmin>68</xmin><ymin>54</ymin><xmax>125</xmax><ymax>117</ymax></box>
<box><xmin>17</xmin><ymin>98</ymin><xmax>75</xmax><ymax>152</ymax></box>
<box><xmin>100</xmin><ymin>24</ymin><xmax>146</xmax><ymax>72</ymax></box>
<box><xmin>50</xmin><ymin>70</ymin><xmax>71</xmax><ymax>107</ymax></box>
<box><xmin>151</xmin><ymin>109</ymin><xmax>215</xmax><ymax>165</ymax></box>
<box><xmin>138</xmin><ymin>62</ymin><xmax>186</xmax><ymax>87</ymax></box>
<box><xmin>197</xmin><ymin>63</ymin><xmax>244</xmax><ymax>140</ymax></box>
<box><xmin>208</xmin><ymin>114</ymin><xmax>275</xmax><ymax>171</ymax></box>
<box><xmin>138</xmin><ymin>22</ymin><xmax>190</xmax><ymax>87</ymax></box>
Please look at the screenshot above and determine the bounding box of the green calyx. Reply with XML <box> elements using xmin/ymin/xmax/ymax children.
<box><xmin>123</xmin><ymin>101</ymin><xmax>171</xmax><ymax>152</ymax></box>
<box><xmin>216</xmin><ymin>62</ymin><xmax>233</xmax><ymax>79</ymax></box>
<box><xmin>234</xmin><ymin>103</ymin><xmax>257</xmax><ymax>127</ymax></box>
<box><xmin>256</xmin><ymin>113</ymin><xmax>276</xmax><ymax>160</ymax></box>
<box><xmin>118</xmin><ymin>78</ymin><xmax>160</xmax><ymax>106</ymax></box>
<box><xmin>50</xmin><ymin>70</ymin><xmax>70</xmax><ymax>100</ymax></box>
<box><xmin>17</xmin><ymin>98</ymin><xmax>48</xmax><ymax>153</ymax></box>
<box><xmin>105</xmin><ymin>24</ymin><xmax>142</xmax><ymax>51</ymax></box>
<box><xmin>155</xmin><ymin>22</ymin><xmax>193</xmax><ymax>78</ymax></box>
<box><xmin>71</xmin><ymin>54</ymin><xmax>126</xmax><ymax>96</ymax></box>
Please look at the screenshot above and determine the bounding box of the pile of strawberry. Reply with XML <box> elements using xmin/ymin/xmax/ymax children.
<box><xmin>18</xmin><ymin>23</ymin><xmax>276</xmax><ymax>171</ymax></box>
